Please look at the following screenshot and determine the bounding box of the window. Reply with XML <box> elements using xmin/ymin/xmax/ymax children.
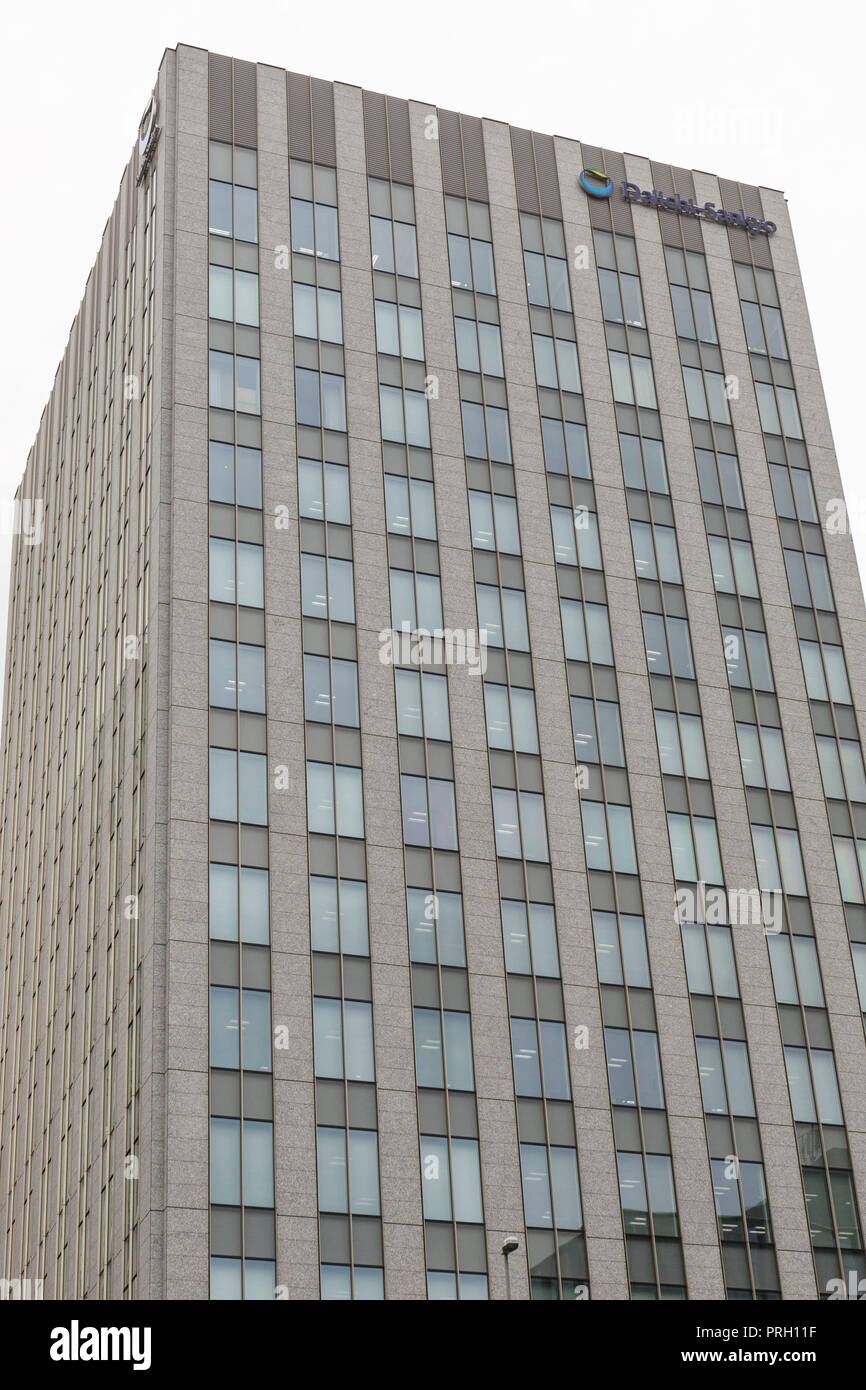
<box><xmin>400</xmin><ymin>775</ymin><xmax>459</xmax><ymax>850</ymax></box>
<box><xmin>784</xmin><ymin>548</ymin><xmax>834</xmax><ymax>611</ymax></box>
<box><xmin>384</xmin><ymin>474</ymin><xmax>437</xmax><ymax>539</ymax></box>
<box><xmin>696</xmin><ymin>448</ymin><xmax>744</xmax><ymax>509</ymax></box>
<box><xmin>209</xmin><ymin>168</ymin><xmax>257</xmax><ymax>243</ymax></box>
<box><xmin>209</xmin><ymin>537</ymin><xmax>264</xmax><ymax>608</ymax></box>
<box><xmin>469</xmin><ymin>490</ymin><xmax>520</xmax><ymax>554</ymax></box>
<box><xmin>769</xmin><ymin>463</ymin><xmax>818</xmax><ymax>524</ymax></box>
<box><xmin>655</xmin><ymin>710</ymin><xmax>709</xmax><ymax>779</ymax></box>
<box><xmin>209</xmin><ymin>864</ymin><xmax>270</xmax><ymax>945</ymax></box>
<box><xmin>407</xmin><ymin>888</ymin><xmax>466</xmax><ymax>967</ymax></box>
<box><xmin>306</xmin><ymin>762</ymin><xmax>364</xmax><ymax>838</ymax></box>
<box><xmin>605</xmin><ymin>1028</ymin><xmax>664</xmax><ymax>1109</ymax></box>
<box><xmin>582</xmin><ymin>802</ymin><xmax>638</xmax><ymax>874</ymax></box>
<box><xmin>374</xmin><ymin>300</ymin><xmax>424</xmax><ymax>359</ymax></box>
<box><xmin>816</xmin><ymin>735</ymin><xmax>866</xmax><ymax>802</ymax></box>
<box><xmin>751</xmin><ymin>824</ymin><xmax>808</xmax><ymax>896</ymax></box>
<box><xmin>711</xmin><ymin>1159</ymin><xmax>772</xmax><ymax>1244</ymax></box>
<box><xmin>800</xmin><ymin>640</ymin><xmax>851</xmax><ymax>704</ymax></box>
<box><xmin>682</xmin><ymin>366</ymin><xmax>730</xmax><ymax>423</ymax></box>
<box><xmin>520</xmin><ymin>1144</ymin><xmax>583</xmax><ymax>1231</ymax></box>
<box><xmin>619</xmin><ymin>433</ymin><xmax>669</xmax><ymax>494</ymax></box>
<box><xmin>210</xmin><ymin>441</ymin><xmax>262</xmax><ymax>509</ymax></box>
<box><xmin>722</xmin><ymin>625</ymin><xmax>774</xmax><ymax>691</ymax></box>
<box><xmin>210</xmin><ymin>1257</ymin><xmax>275</xmax><ymax>1301</ymax></box>
<box><xmin>209</xmin><ymin>266</ymin><xmax>260</xmax><ymax>326</ymax></box>
<box><xmin>321</xmin><ymin>1265</ymin><xmax>384</xmax><ymax>1301</ymax></box>
<box><xmin>484</xmin><ymin>682</ymin><xmax>539</xmax><ymax>753</ymax></box>
<box><xmin>552</xmin><ymin>506</ymin><xmax>602</xmax><ymax>569</ymax></box>
<box><xmin>571</xmin><ymin>697</ymin><xmax>625</xmax><ymax>766</ymax></box>
<box><xmin>696</xmin><ymin>1037</ymin><xmax>755</xmax><ymax>1115</ymax></box>
<box><xmin>667</xmin><ymin>813</ymin><xmax>724</xmax><ymax>884</ymax></box>
<box><xmin>532</xmin><ymin>333</ymin><xmax>581</xmax><ymax>393</ymax></box>
<box><xmin>617</xmin><ymin>1151</ymin><xmax>679</xmax><ymax>1238</ymax></box>
<box><xmin>784</xmin><ymin>1047</ymin><xmax>844</xmax><ymax>1126</ymax></box>
<box><xmin>593</xmin><ymin>911</ymin><xmax>651</xmax><ymax>988</ymax></box>
<box><xmin>211</xmin><ymin>1118</ymin><xmax>274</xmax><ymax>1209</ymax></box>
<box><xmin>643</xmin><ymin>612</ymin><xmax>694</xmax><ymax>679</ymax></box>
<box><xmin>314</xmin><ymin>997</ymin><xmax>375</xmax><ymax>1081</ymax></box>
<box><xmin>461</xmin><ymin>400</ymin><xmax>512</xmax><ymax>463</ymax></box>
<box><xmin>521</xmin><ymin>214</ymin><xmax>571</xmax><ymax>310</ymax></box>
<box><xmin>317</xmin><ymin>1127</ymin><xmax>380</xmax><ymax>1215</ymax></box>
<box><xmin>390</xmin><ymin>569</ymin><xmax>443</xmax><ymax>634</ymax></box>
<box><xmin>501</xmin><ymin>900</ymin><xmax>560</xmax><ymax>977</ymax></box>
<box><xmin>370</xmin><ymin>205</ymin><xmax>419</xmax><ymax>277</ymax></box>
<box><xmin>210</xmin><ymin>640</ymin><xmax>266</xmax><ymax>713</ymax></box>
<box><xmin>631</xmin><ymin>521</ymin><xmax>681</xmax><ymax>585</ymax></box>
<box><xmin>768</xmin><ymin>932</ymin><xmax>825</xmax><ymax>1008</ymax></box>
<box><xmin>426</xmin><ymin>1272</ymin><xmax>488</xmax><ymax>1301</ymax></box>
<box><xmin>681</xmin><ymin>921</ymin><xmax>739</xmax><ymax>997</ymax></box>
<box><xmin>209</xmin><ymin>351</ymin><xmax>261</xmax><ymax>414</ymax></box>
<box><xmin>708</xmin><ymin>535</ymin><xmax>759</xmax><ymax>598</ymax></box>
<box><xmin>301</xmin><ymin>553</ymin><xmax>355</xmax><ymax>623</ymax></box>
<box><xmin>598</xmin><ymin>267</ymin><xmax>645</xmax><ymax>328</ymax></box>
<box><xmin>477</xmin><ymin>584</ymin><xmax>530</xmax><ymax>651</ymax></box>
<box><xmin>395</xmin><ymin>669</ymin><xmax>451</xmax><ymax>741</ymax></box>
<box><xmin>511</xmin><ymin>1017</ymin><xmax>571</xmax><ymax>1099</ymax></box>
<box><xmin>420</xmin><ymin>1136</ymin><xmax>484</xmax><ymax>1222</ymax></box>
<box><xmin>493</xmin><ymin>788</ymin><xmax>550</xmax><ymax>861</ymax></box>
<box><xmin>310</xmin><ymin>876</ymin><xmax>369</xmax><ymax>956</ymax></box>
<box><xmin>210</xmin><ymin>986</ymin><xmax>272</xmax><ymax>1073</ymax></box>
<box><xmin>298</xmin><ymin>458</ymin><xmax>351</xmax><ymax>525</ymax></box>
<box><xmin>380</xmin><ymin>384</ymin><xmax>430</xmax><ymax>447</ymax></box>
<box><xmin>833</xmin><ymin>836</ymin><xmax>866</xmax><ymax>903</ymax></box>
<box><xmin>609</xmin><ymin>350</ymin><xmax>657</xmax><ymax>410</ymax></box>
<box><xmin>736</xmin><ymin>722</ymin><xmax>790</xmax><ymax>791</ymax></box>
<box><xmin>209</xmin><ymin>748</ymin><xmax>268</xmax><ymax>825</ymax></box>
<box><xmin>561</xmin><ymin>598</ymin><xmax>613</xmax><ymax>665</ymax></box>
<box><xmin>541</xmin><ymin>418</ymin><xmax>591</xmax><ymax>477</ymax></box>
<box><xmin>296</xmin><ymin>368</ymin><xmax>347</xmax><ymax>431</ymax></box>
<box><xmin>291</xmin><ymin>163</ymin><xmax>339</xmax><ymax>260</ymax></box>
<box><xmin>293</xmin><ymin>282</ymin><xmax>342</xmax><ymax>342</ymax></box>
<box><xmin>455</xmin><ymin>317</ymin><xmax>504</xmax><ymax>376</ymax></box>
<box><xmin>448</xmin><ymin>232</ymin><xmax>496</xmax><ymax>295</ymax></box>
<box><xmin>413</xmin><ymin>1009</ymin><xmax>474</xmax><ymax>1090</ymax></box>
<box><xmin>803</xmin><ymin>1168</ymin><xmax>862</xmax><ymax>1250</ymax></box>
<box><xmin>303</xmin><ymin>654</ymin><xmax>359</xmax><ymax>727</ymax></box>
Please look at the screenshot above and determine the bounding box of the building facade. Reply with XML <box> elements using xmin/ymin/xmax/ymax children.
<box><xmin>2</xmin><ymin>43</ymin><xmax>866</xmax><ymax>1301</ymax></box>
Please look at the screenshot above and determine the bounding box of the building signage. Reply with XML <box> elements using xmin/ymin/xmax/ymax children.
<box><xmin>136</xmin><ymin>96</ymin><xmax>160</xmax><ymax>185</ymax></box>
<box><xmin>580</xmin><ymin>167</ymin><xmax>776</xmax><ymax>235</ymax></box>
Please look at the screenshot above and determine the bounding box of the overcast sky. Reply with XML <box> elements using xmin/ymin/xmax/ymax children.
<box><xmin>1</xmin><ymin>0</ymin><xmax>863</xmax><ymax>686</ymax></box>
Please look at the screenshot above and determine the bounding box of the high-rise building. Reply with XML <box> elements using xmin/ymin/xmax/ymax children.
<box><xmin>2</xmin><ymin>43</ymin><xmax>865</xmax><ymax>1303</ymax></box>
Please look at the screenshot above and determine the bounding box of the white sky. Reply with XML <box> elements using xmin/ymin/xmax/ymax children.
<box><xmin>2</xmin><ymin>0</ymin><xmax>864</xmax><ymax>683</ymax></box>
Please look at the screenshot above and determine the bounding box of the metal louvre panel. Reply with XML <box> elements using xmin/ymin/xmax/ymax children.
<box><xmin>534</xmin><ymin>131</ymin><xmax>562</xmax><ymax>219</ymax></box>
<box><xmin>363</xmin><ymin>89</ymin><xmax>390</xmax><ymax>179</ymax></box>
<box><xmin>311</xmin><ymin>77</ymin><xmax>336</xmax><ymax>165</ymax></box>
<box><xmin>385</xmin><ymin>95</ymin><xmax>413</xmax><ymax>183</ymax></box>
<box><xmin>461</xmin><ymin>114</ymin><xmax>487</xmax><ymax>201</ymax></box>
<box><xmin>287</xmin><ymin>71</ymin><xmax>313</xmax><ymax>161</ymax></box>
<box><xmin>438</xmin><ymin>108</ymin><xmax>466</xmax><ymax>197</ymax></box>
<box><xmin>604</xmin><ymin>149</ymin><xmax>633</xmax><ymax>236</ymax></box>
<box><xmin>233</xmin><ymin>59</ymin><xmax>257</xmax><ymax>148</ymax></box>
<box><xmin>208</xmin><ymin>51</ymin><xmax>233</xmax><ymax>142</ymax></box>
<box><xmin>511</xmin><ymin>126</ymin><xmax>539</xmax><ymax>214</ymax></box>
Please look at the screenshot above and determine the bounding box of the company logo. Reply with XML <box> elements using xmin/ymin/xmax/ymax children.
<box><xmin>621</xmin><ymin>181</ymin><xmax>776</xmax><ymax>235</ymax></box>
<box><xmin>579</xmin><ymin>168</ymin><xmax>614</xmax><ymax>198</ymax></box>
<box><xmin>136</xmin><ymin>96</ymin><xmax>160</xmax><ymax>185</ymax></box>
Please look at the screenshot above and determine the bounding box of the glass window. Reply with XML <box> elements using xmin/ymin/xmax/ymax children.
<box><xmin>298</xmin><ymin>458</ymin><xmax>350</xmax><ymax>525</ymax></box>
<box><xmin>309</xmin><ymin>876</ymin><xmax>369</xmax><ymax>956</ymax></box>
<box><xmin>395</xmin><ymin>668</ymin><xmax>450</xmax><ymax>741</ymax></box>
<box><xmin>400</xmin><ymin>774</ymin><xmax>459</xmax><ymax>850</ymax></box>
<box><xmin>493</xmin><ymin>788</ymin><xmax>549</xmax><ymax>861</ymax></box>
<box><xmin>501</xmin><ymin>900</ymin><xmax>560</xmax><ymax>977</ymax></box>
<box><xmin>306</xmin><ymin>762</ymin><xmax>364</xmax><ymax>838</ymax></box>
<box><xmin>593</xmin><ymin>911</ymin><xmax>651</xmax><ymax>988</ymax></box>
<box><xmin>314</xmin><ymin>997</ymin><xmax>375</xmax><ymax>1082</ymax></box>
<box><xmin>413</xmin><ymin>1008</ymin><xmax>474</xmax><ymax>1091</ymax></box>
<box><xmin>303</xmin><ymin>653</ymin><xmax>359</xmax><ymax>727</ymax></box>
<box><xmin>511</xmin><ymin>1018</ymin><xmax>570</xmax><ymax>1099</ymax></box>
<box><xmin>582</xmin><ymin>801</ymin><xmax>637</xmax><ymax>874</ymax></box>
<box><xmin>407</xmin><ymin>888</ymin><xmax>465</xmax><ymax>967</ymax></box>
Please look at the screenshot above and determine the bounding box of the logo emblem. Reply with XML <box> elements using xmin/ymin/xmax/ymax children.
<box><xmin>579</xmin><ymin>168</ymin><xmax>614</xmax><ymax>198</ymax></box>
